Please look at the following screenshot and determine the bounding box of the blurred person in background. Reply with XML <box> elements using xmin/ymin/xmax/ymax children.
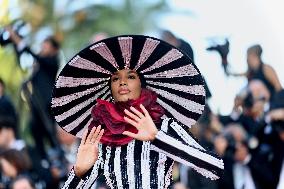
<box><xmin>161</xmin><ymin>30</ymin><xmax>194</xmax><ymax>61</ymax></box>
<box><xmin>89</xmin><ymin>32</ymin><xmax>109</xmax><ymax>44</ymax></box>
<box><xmin>11</xmin><ymin>176</ymin><xmax>35</xmax><ymax>189</ymax></box>
<box><xmin>0</xmin><ymin>118</ymin><xmax>60</xmax><ymax>189</ymax></box>
<box><xmin>184</xmin><ymin>108</ymin><xmax>222</xmax><ymax>189</ymax></box>
<box><xmin>0</xmin><ymin>118</ymin><xmax>25</xmax><ymax>151</ymax></box>
<box><xmin>229</xmin><ymin>44</ymin><xmax>282</xmax><ymax>99</ymax></box>
<box><xmin>56</xmin><ymin>126</ymin><xmax>80</xmax><ymax>171</ymax></box>
<box><xmin>6</xmin><ymin>26</ymin><xmax>61</xmax><ymax>160</ymax></box>
<box><xmin>0</xmin><ymin>78</ymin><xmax>18</xmax><ymax>137</ymax></box>
<box><xmin>0</xmin><ymin>149</ymin><xmax>32</xmax><ymax>189</ymax></box>
<box><xmin>264</xmin><ymin>90</ymin><xmax>284</xmax><ymax>189</ymax></box>
<box><xmin>219</xmin><ymin>79</ymin><xmax>269</xmax><ymax>142</ymax></box>
<box><xmin>213</xmin><ymin>124</ymin><xmax>274</xmax><ymax>189</ymax></box>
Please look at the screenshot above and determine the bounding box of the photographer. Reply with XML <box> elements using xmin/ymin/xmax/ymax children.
<box><xmin>219</xmin><ymin>80</ymin><xmax>269</xmax><ymax>142</ymax></box>
<box><xmin>5</xmin><ymin>26</ymin><xmax>60</xmax><ymax>160</ymax></box>
<box><xmin>265</xmin><ymin>90</ymin><xmax>284</xmax><ymax>189</ymax></box>
<box><xmin>214</xmin><ymin>124</ymin><xmax>274</xmax><ymax>189</ymax></box>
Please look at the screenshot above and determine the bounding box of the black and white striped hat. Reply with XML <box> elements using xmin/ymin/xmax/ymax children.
<box><xmin>51</xmin><ymin>35</ymin><xmax>206</xmax><ymax>137</ymax></box>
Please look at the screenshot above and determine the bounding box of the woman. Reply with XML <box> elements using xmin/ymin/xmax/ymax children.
<box><xmin>51</xmin><ymin>35</ymin><xmax>224</xmax><ymax>188</ymax></box>
<box><xmin>0</xmin><ymin>149</ymin><xmax>32</xmax><ymax>189</ymax></box>
<box><xmin>230</xmin><ymin>44</ymin><xmax>282</xmax><ymax>99</ymax></box>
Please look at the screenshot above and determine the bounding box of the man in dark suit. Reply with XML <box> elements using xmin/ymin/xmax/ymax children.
<box><xmin>6</xmin><ymin>26</ymin><xmax>60</xmax><ymax>159</ymax></box>
<box><xmin>214</xmin><ymin>124</ymin><xmax>274</xmax><ymax>189</ymax></box>
<box><xmin>266</xmin><ymin>90</ymin><xmax>284</xmax><ymax>189</ymax></box>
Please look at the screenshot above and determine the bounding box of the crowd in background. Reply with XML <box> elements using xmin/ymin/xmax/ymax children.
<box><xmin>0</xmin><ymin>28</ymin><xmax>283</xmax><ymax>189</ymax></box>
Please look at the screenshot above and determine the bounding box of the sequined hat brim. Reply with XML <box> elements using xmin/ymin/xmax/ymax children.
<box><xmin>51</xmin><ymin>35</ymin><xmax>206</xmax><ymax>138</ymax></box>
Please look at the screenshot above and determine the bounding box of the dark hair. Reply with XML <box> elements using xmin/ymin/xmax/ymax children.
<box><xmin>44</xmin><ymin>36</ymin><xmax>60</xmax><ymax>50</ymax></box>
<box><xmin>161</xmin><ymin>30</ymin><xmax>176</xmax><ymax>40</ymax></box>
<box><xmin>0</xmin><ymin>149</ymin><xmax>31</xmax><ymax>175</ymax></box>
<box><xmin>247</xmin><ymin>44</ymin><xmax>262</xmax><ymax>57</ymax></box>
<box><xmin>0</xmin><ymin>117</ymin><xmax>16</xmax><ymax>130</ymax></box>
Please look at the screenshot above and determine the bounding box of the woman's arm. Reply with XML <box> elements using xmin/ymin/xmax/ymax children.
<box><xmin>263</xmin><ymin>64</ymin><xmax>283</xmax><ymax>91</ymax></box>
<box><xmin>61</xmin><ymin>125</ymin><xmax>104</xmax><ymax>189</ymax></box>
<box><xmin>151</xmin><ymin>118</ymin><xmax>224</xmax><ymax>180</ymax></box>
<box><xmin>122</xmin><ymin>104</ymin><xmax>224</xmax><ymax>180</ymax></box>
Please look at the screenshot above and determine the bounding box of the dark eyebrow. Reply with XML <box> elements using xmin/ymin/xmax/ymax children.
<box><xmin>128</xmin><ymin>70</ymin><xmax>138</xmax><ymax>74</ymax></box>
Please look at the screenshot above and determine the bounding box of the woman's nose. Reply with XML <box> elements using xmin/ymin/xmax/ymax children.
<box><xmin>119</xmin><ymin>79</ymin><xmax>127</xmax><ymax>86</ymax></box>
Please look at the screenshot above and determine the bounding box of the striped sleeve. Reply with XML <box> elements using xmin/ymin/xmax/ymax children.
<box><xmin>61</xmin><ymin>144</ymin><xmax>104</xmax><ymax>189</ymax></box>
<box><xmin>151</xmin><ymin>118</ymin><xmax>224</xmax><ymax>180</ymax></box>
<box><xmin>61</xmin><ymin>165</ymin><xmax>102</xmax><ymax>189</ymax></box>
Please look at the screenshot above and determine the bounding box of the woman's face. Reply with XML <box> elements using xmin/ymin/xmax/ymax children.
<box><xmin>247</xmin><ymin>52</ymin><xmax>260</xmax><ymax>70</ymax></box>
<box><xmin>111</xmin><ymin>69</ymin><xmax>142</xmax><ymax>102</ymax></box>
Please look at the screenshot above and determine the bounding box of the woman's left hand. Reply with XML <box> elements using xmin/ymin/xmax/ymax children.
<box><xmin>122</xmin><ymin>104</ymin><xmax>158</xmax><ymax>141</ymax></box>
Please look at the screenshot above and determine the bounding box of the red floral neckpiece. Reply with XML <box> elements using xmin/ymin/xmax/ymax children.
<box><xmin>89</xmin><ymin>89</ymin><xmax>164</xmax><ymax>146</ymax></box>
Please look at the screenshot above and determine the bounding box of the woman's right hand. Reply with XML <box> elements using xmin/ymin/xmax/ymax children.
<box><xmin>74</xmin><ymin>125</ymin><xmax>104</xmax><ymax>178</ymax></box>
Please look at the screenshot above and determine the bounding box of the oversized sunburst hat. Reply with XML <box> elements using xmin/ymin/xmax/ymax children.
<box><xmin>51</xmin><ymin>35</ymin><xmax>206</xmax><ymax>137</ymax></box>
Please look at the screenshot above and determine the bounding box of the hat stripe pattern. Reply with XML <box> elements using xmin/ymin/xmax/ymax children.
<box><xmin>134</xmin><ymin>38</ymin><xmax>160</xmax><ymax>70</ymax></box>
<box><xmin>140</xmin><ymin>49</ymin><xmax>183</xmax><ymax>73</ymax></box>
<box><xmin>54</xmin><ymin>87</ymin><xmax>109</xmax><ymax>122</ymax></box>
<box><xmin>51</xmin><ymin>35</ymin><xmax>205</xmax><ymax>136</ymax></box>
<box><xmin>69</xmin><ymin>55</ymin><xmax>112</xmax><ymax>74</ymax></box>
<box><xmin>75</xmin><ymin>119</ymin><xmax>93</xmax><ymax>138</ymax></box>
<box><xmin>56</xmin><ymin>76</ymin><xmax>109</xmax><ymax>88</ymax></box>
<box><xmin>144</xmin><ymin>64</ymin><xmax>199</xmax><ymax>79</ymax></box>
<box><xmin>118</xmin><ymin>37</ymin><xmax>132</xmax><ymax>69</ymax></box>
<box><xmin>147</xmin><ymin>87</ymin><xmax>204</xmax><ymax>114</ymax></box>
<box><xmin>51</xmin><ymin>83</ymin><xmax>108</xmax><ymax>107</ymax></box>
<box><xmin>146</xmin><ymin>81</ymin><xmax>205</xmax><ymax>96</ymax></box>
<box><xmin>156</xmin><ymin>99</ymin><xmax>197</xmax><ymax>126</ymax></box>
<box><xmin>90</xmin><ymin>42</ymin><xmax>119</xmax><ymax>70</ymax></box>
<box><xmin>61</xmin><ymin>87</ymin><xmax>110</xmax><ymax>133</ymax></box>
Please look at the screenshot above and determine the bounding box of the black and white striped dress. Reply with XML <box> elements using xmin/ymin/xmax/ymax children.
<box><xmin>62</xmin><ymin>117</ymin><xmax>224</xmax><ymax>189</ymax></box>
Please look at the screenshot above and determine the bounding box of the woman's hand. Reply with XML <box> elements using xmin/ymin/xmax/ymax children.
<box><xmin>74</xmin><ymin>125</ymin><xmax>104</xmax><ymax>178</ymax></box>
<box><xmin>122</xmin><ymin>104</ymin><xmax>158</xmax><ymax>141</ymax></box>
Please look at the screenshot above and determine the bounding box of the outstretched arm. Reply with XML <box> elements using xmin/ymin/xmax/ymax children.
<box><xmin>151</xmin><ymin>118</ymin><xmax>224</xmax><ymax>180</ymax></box>
<box><xmin>122</xmin><ymin>104</ymin><xmax>224</xmax><ymax>180</ymax></box>
<box><xmin>6</xmin><ymin>26</ymin><xmax>56</xmax><ymax>66</ymax></box>
<box><xmin>61</xmin><ymin>126</ymin><xmax>104</xmax><ymax>189</ymax></box>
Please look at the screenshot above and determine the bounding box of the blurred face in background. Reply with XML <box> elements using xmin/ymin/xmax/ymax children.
<box><xmin>247</xmin><ymin>52</ymin><xmax>261</xmax><ymax>70</ymax></box>
<box><xmin>0</xmin><ymin>158</ymin><xmax>17</xmax><ymax>178</ymax></box>
<box><xmin>40</xmin><ymin>40</ymin><xmax>57</xmax><ymax>56</ymax></box>
<box><xmin>12</xmin><ymin>178</ymin><xmax>34</xmax><ymax>189</ymax></box>
<box><xmin>111</xmin><ymin>69</ymin><xmax>142</xmax><ymax>102</ymax></box>
<box><xmin>249</xmin><ymin>80</ymin><xmax>269</xmax><ymax>118</ymax></box>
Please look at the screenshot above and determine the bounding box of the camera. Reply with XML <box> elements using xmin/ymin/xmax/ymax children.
<box><xmin>0</xmin><ymin>20</ymin><xmax>26</xmax><ymax>47</ymax></box>
<box><xmin>206</xmin><ymin>39</ymin><xmax>229</xmax><ymax>59</ymax></box>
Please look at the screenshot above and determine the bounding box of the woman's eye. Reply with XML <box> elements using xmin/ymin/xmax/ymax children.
<box><xmin>112</xmin><ymin>77</ymin><xmax>119</xmax><ymax>82</ymax></box>
<box><xmin>128</xmin><ymin>75</ymin><xmax>136</xmax><ymax>79</ymax></box>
